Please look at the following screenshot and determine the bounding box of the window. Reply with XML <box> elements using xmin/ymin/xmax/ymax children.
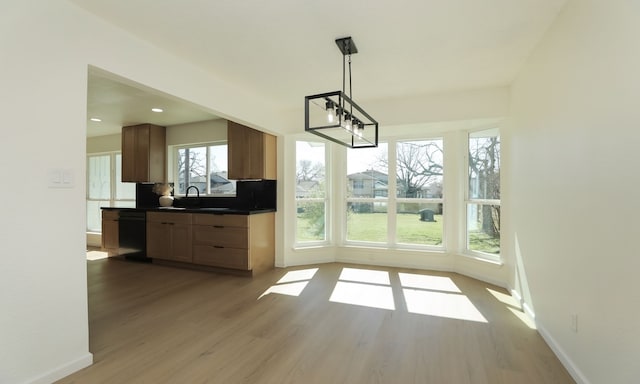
<box><xmin>174</xmin><ymin>143</ymin><xmax>235</xmax><ymax>196</ymax></box>
<box><xmin>346</xmin><ymin>143</ymin><xmax>389</xmax><ymax>243</ymax></box>
<box><xmin>467</xmin><ymin>129</ymin><xmax>500</xmax><ymax>257</ymax></box>
<box><xmin>295</xmin><ymin>141</ymin><xmax>327</xmax><ymax>243</ymax></box>
<box><xmin>86</xmin><ymin>152</ymin><xmax>135</xmax><ymax>232</ymax></box>
<box><xmin>396</xmin><ymin>139</ymin><xmax>444</xmax><ymax>246</ymax></box>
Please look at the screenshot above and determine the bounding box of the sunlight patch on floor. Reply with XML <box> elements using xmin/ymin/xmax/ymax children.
<box><xmin>508</xmin><ymin>307</ymin><xmax>537</xmax><ymax>329</ymax></box>
<box><xmin>259</xmin><ymin>268</ymin><xmax>318</xmax><ymax>299</ymax></box>
<box><xmin>402</xmin><ymin>289</ymin><xmax>487</xmax><ymax>323</ymax></box>
<box><xmin>330</xmin><ymin>281</ymin><xmax>395</xmax><ymax>310</ymax></box>
<box><xmin>277</xmin><ymin>268</ymin><xmax>318</xmax><ymax>284</ymax></box>
<box><xmin>486</xmin><ymin>288</ymin><xmax>536</xmax><ymax>329</ymax></box>
<box><xmin>399</xmin><ymin>273</ymin><xmax>461</xmax><ymax>293</ymax></box>
<box><xmin>486</xmin><ymin>288</ymin><xmax>521</xmax><ymax>309</ymax></box>
<box><xmin>86</xmin><ymin>250</ymin><xmax>108</xmax><ymax>261</ymax></box>
<box><xmin>339</xmin><ymin>268</ymin><xmax>390</xmax><ymax>285</ymax></box>
<box><xmin>259</xmin><ymin>281</ymin><xmax>309</xmax><ymax>299</ymax></box>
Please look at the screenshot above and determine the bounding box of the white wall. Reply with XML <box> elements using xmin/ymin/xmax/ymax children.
<box><xmin>0</xmin><ymin>1</ymin><xmax>280</xmax><ymax>382</ymax></box>
<box><xmin>505</xmin><ymin>1</ymin><xmax>640</xmax><ymax>382</ymax></box>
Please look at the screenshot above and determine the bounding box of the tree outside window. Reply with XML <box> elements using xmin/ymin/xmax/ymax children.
<box><xmin>175</xmin><ymin>144</ymin><xmax>235</xmax><ymax>196</ymax></box>
<box><xmin>395</xmin><ymin>140</ymin><xmax>444</xmax><ymax>246</ymax></box>
<box><xmin>295</xmin><ymin>141</ymin><xmax>327</xmax><ymax>243</ymax></box>
<box><xmin>467</xmin><ymin>129</ymin><xmax>500</xmax><ymax>255</ymax></box>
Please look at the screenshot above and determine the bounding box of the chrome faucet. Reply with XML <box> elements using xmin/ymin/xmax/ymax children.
<box><xmin>185</xmin><ymin>185</ymin><xmax>200</xmax><ymax>198</ymax></box>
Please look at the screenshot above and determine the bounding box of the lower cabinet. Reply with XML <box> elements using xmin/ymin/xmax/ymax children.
<box><xmin>146</xmin><ymin>212</ymin><xmax>193</xmax><ymax>263</ymax></box>
<box><xmin>192</xmin><ymin>214</ymin><xmax>250</xmax><ymax>270</ymax></box>
<box><xmin>101</xmin><ymin>209</ymin><xmax>119</xmax><ymax>257</ymax></box>
<box><xmin>146</xmin><ymin>211</ymin><xmax>275</xmax><ymax>275</ymax></box>
<box><xmin>192</xmin><ymin>212</ymin><xmax>275</xmax><ymax>274</ymax></box>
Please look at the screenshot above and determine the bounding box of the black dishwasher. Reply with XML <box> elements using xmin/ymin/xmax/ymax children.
<box><xmin>118</xmin><ymin>210</ymin><xmax>149</xmax><ymax>262</ymax></box>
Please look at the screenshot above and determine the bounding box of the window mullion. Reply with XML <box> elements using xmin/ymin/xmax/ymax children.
<box><xmin>388</xmin><ymin>139</ymin><xmax>397</xmax><ymax>245</ymax></box>
<box><xmin>110</xmin><ymin>153</ymin><xmax>117</xmax><ymax>207</ymax></box>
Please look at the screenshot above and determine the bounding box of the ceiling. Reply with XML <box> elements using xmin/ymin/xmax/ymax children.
<box><xmin>79</xmin><ymin>0</ymin><xmax>567</xmax><ymax>137</ymax></box>
<box><xmin>87</xmin><ymin>70</ymin><xmax>219</xmax><ymax>137</ymax></box>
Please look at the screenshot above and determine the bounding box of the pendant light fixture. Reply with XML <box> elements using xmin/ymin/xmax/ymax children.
<box><xmin>304</xmin><ymin>37</ymin><xmax>378</xmax><ymax>148</ymax></box>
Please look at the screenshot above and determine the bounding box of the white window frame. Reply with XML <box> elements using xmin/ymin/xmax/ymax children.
<box><xmin>294</xmin><ymin>140</ymin><xmax>330</xmax><ymax>246</ymax></box>
<box><xmin>86</xmin><ymin>151</ymin><xmax>135</xmax><ymax>232</ymax></box>
<box><xmin>343</xmin><ymin>137</ymin><xmax>446</xmax><ymax>250</ymax></box>
<box><xmin>172</xmin><ymin>142</ymin><xmax>235</xmax><ymax>197</ymax></box>
<box><xmin>464</xmin><ymin>128</ymin><xmax>501</xmax><ymax>261</ymax></box>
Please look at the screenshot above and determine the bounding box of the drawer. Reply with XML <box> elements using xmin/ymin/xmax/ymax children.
<box><xmin>192</xmin><ymin>226</ymin><xmax>248</xmax><ymax>248</ymax></box>
<box><xmin>193</xmin><ymin>245</ymin><xmax>249</xmax><ymax>270</ymax></box>
<box><xmin>192</xmin><ymin>213</ymin><xmax>247</xmax><ymax>228</ymax></box>
<box><xmin>147</xmin><ymin>211</ymin><xmax>192</xmax><ymax>224</ymax></box>
<box><xmin>102</xmin><ymin>210</ymin><xmax>119</xmax><ymax>220</ymax></box>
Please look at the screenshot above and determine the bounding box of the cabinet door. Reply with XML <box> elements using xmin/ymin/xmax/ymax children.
<box><xmin>147</xmin><ymin>220</ymin><xmax>171</xmax><ymax>260</ymax></box>
<box><xmin>134</xmin><ymin>125</ymin><xmax>151</xmax><ymax>182</ymax></box>
<box><xmin>227</xmin><ymin>121</ymin><xmax>248</xmax><ymax>180</ymax></box>
<box><xmin>121</xmin><ymin>124</ymin><xmax>166</xmax><ymax>182</ymax></box>
<box><xmin>169</xmin><ymin>223</ymin><xmax>192</xmax><ymax>263</ymax></box>
<box><xmin>101</xmin><ymin>210</ymin><xmax>119</xmax><ymax>256</ymax></box>
<box><xmin>121</xmin><ymin>126</ymin><xmax>137</xmax><ymax>182</ymax></box>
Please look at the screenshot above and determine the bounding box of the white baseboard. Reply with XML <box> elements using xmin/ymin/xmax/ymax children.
<box><xmin>536</xmin><ymin>324</ymin><xmax>590</xmax><ymax>384</ymax></box>
<box><xmin>28</xmin><ymin>353</ymin><xmax>93</xmax><ymax>384</ymax></box>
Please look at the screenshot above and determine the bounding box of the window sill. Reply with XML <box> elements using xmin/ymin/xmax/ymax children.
<box><xmin>456</xmin><ymin>252</ymin><xmax>503</xmax><ymax>266</ymax></box>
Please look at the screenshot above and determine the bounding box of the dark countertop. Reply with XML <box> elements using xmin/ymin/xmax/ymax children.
<box><xmin>101</xmin><ymin>207</ymin><xmax>276</xmax><ymax>215</ymax></box>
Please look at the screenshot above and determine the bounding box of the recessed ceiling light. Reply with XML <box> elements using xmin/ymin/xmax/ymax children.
<box><xmin>90</xmin><ymin>118</ymin><xmax>102</xmax><ymax>122</ymax></box>
<box><xmin>151</xmin><ymin>108</ymin><xmax>164</xmax><ymax>113</ymax></box>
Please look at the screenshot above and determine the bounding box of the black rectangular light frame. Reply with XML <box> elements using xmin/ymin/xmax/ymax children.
<box><xmin>304</xmin><ymin>90</ymin><xmax>378</xmax><ymax>149</ymax></box>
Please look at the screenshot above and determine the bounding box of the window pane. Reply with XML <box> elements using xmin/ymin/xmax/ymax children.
<box><xmin>88</xmin><ymin>155</ymin><xmax>110</xmax><ymax>199</ymax></box>
<box><xmin>296</xmin><ymin>141</ymin><xmax>326</xmax><ymax>244</ymax></box>
<box><xmin>467</xmin><ymin>203</ymin><xmax>500</xmax><ymax>254</ymax></box>
<box><xmin>396</xmin><ymin>139</ymin><xmax>443</xmax><ymax>198</ymax></box>
<box><xmin>346</xmin><ymin>144</ymin><xmax>388</xmax><ymax>198</ymax></box>
<box><xmin>296</xmin><ymin>201</ymin><xmax>325</xmax><ymax>242</ymax></box>
<box><xmin>177</xmin><ymin>147</ymin><xmax>207</xmax><ymax>194</ymax></box>
<box><xmin>115</xmin><ymin>154</ymin><xmax>135</xmax><ymax>200</ymax></box>
<box><xmin>296</xmin><ymin>141</ymin><xmax>325</xmax><ymax>198</ymax></box>
<box><xmin>469</xmin><ymin>131</ymin><xmax>500</xmax><ymax>200</ymax></box>
<box><xmin>209</xmin><ymin>145</ymin><xmax>235</xmax><ymax>194</ymax></box>
<box><xmin>87</xmin><ymin>200</ymin><xmax>109</xmax><ymax>232</ymax></box>
<box><xmin>346</xmin><ymin>202</ymin><xmax>387</xmax><ymax>242</ymax></box>
<box><xmin>397</xmin><ymin>202</ymin><xmax>443</xmax><ymax>246</ymax></box>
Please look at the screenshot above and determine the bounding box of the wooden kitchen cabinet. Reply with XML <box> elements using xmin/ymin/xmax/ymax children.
<box><xmin>227</xmin><ymin>121</ymin><xmax>276</xmax><ymax>180</ymax></box>
<box><xmin>192</xmin><ymin>212</ymin><xmax>275</xmax><ymax>274</ymax></box>
<box><xmin>101</xmin><ymin>209</ymin><xmax>119</xmax><ymax>257</ymax></box>
<box><xmin>146</xmin><ymin>212</ymin><xmax>192</xmax><ymax>263</ymax></box>
<box><xmin>122</xmin><ymin>123</ymin><xmax>166</xmax><ymax>182</ymax></box>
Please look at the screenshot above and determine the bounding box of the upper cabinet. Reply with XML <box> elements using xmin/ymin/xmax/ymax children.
<box><xmin>227</xmin><ymin>121</ymin><xmax>276</xmax><ymax>180</ymax></box>
<box><xmin>122</xmin><ymin>123</ymin><xmax>166</xmax><ymax>183</ymax></box>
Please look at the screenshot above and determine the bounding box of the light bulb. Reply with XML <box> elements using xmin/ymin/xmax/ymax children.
<box><xmin>344</xmin><ymin>114</ymin><xmax>352</xmax><ymax>132</ymax></box>
<box><xmin>326</xmin><ymin>101</ymin><xmax>336</xmax><ymax>123</ymax></box>
<box><xmin>355</xmin><ymin>122</ymin><xmax>364</xmax><ymax>138</ymax></box>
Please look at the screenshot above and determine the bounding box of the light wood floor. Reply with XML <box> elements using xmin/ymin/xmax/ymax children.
<box><xmin>58</xmin><ymin>258</ymin><xmax>574</xmax><ymax>384</ymax></box>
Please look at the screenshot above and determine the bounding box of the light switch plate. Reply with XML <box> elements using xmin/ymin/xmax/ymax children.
<box><xmin>48</xmin><ymin>168</ymin><xmax>74</xmax><ymax>188</ymax></box>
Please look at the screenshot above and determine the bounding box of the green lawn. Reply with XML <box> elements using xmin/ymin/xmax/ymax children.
<box><xmin>297</xmin><ymin>212</ymin><xmax>499</xmax><ymax>253</ymax></box>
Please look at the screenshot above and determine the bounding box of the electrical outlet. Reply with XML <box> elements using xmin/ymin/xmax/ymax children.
<box><xmin>571</xmin><ymin>314</ymin><xmax>578</xmax><ymax>333</ymax></box>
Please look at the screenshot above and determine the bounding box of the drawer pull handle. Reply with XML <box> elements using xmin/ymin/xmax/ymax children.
<box><xmin>213</xmin><ymin>225</ymin><xmax>225</xmax><ymax>228</ymax></box>
<box><xmin>214</xmin><ymin>245</ymin><xmax>224</xmax><ymax>249</ymax></box>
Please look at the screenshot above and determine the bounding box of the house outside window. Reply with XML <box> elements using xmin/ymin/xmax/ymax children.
<box><xmin>346</xmin><ymin>144</ymin><xmax>389</xmax><ymax>243</ymax></box>
<box><xmin>295</xmin><ymin>140</ymin><xmax>327</xmax><ymax>243</ymax></box>
<box><xmin>86</xmin><ymin>152</ymin><xmax>135</xmax><ymax>232</ymax></box>
<box><xmin>466</xmin><ymin>129</ymin><xmax>500</xmax><ymax>258</ymax></box>
<box><xmin>174</xmin><ymin>143</ymin><xmax>235</xmax><ymax>196</ymax></box>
